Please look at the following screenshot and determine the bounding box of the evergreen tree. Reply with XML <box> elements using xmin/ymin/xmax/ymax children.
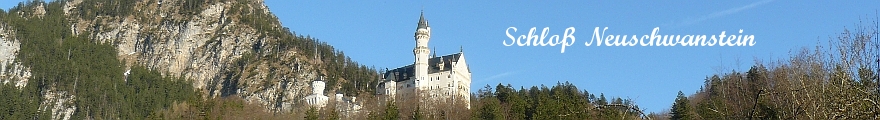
<box><xmin>671</xmin><ymin>91</ymin><xmax>693</xmax><ymax>120</ymax></box>
<box><xmin>383</xmin><ymin>101</ymin><xmax>399</xmax><ymax>120</ymax></box>
<box><xmin>507</xmin><ymin>87</ymin><xmax>528</xmax><ymax>120</ymax></box>
<box><xmin>596</xmin><ymin>93</ymin><xmax>608</xmax><ymax>105</ymax></box>
<box><xmin>474</xmin><ymin>85</ymin><xmax>504</xmax><ymax>120</ymax></box>
<box><xmin>305</xmin><ymin>107</ymin><xmax>319</xmax><ymax>120</ymax></box>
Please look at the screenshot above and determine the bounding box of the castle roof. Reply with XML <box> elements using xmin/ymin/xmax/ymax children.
<box><xmin>417</xmin><ymin>11</ymin><xmax>429</xmax><ymax>29</ymax></box>
<box><xmin>384</xmin><ymin>53</ymin><xmax>463</xmax><ymax>82</ymax></box>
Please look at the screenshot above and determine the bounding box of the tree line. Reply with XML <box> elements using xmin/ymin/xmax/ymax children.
<box><xmin>320</xmin><ymin>82</ymin><xmax>646</xmax><ymax>120</ymax></box>
<box><xmin>668</xmin><ymin>17</ymin><xmax>880</xmax><ymax>119</ymax></box>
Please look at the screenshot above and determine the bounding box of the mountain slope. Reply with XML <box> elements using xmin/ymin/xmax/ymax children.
<box><xmin>0</xmin><ymin>0</ymin><xmax>381</xmax><ymax>119</ymax></box>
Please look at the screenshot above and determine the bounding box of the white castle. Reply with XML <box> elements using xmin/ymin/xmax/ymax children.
<box><xmin>304</xmin><ymin>78</ymin><xmax>329</xmax><ymax>107</ymax></box>
<box><xmin>304</xmin><ymin>77</ymin><xmax>362</xmax><ymax>117</ymax></box>
<box><xmin>376</xmin><ymin>12</ymin><xmax>472</xmax><ymax>107</ymax></box>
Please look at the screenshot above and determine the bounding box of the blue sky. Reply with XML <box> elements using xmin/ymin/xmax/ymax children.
<box><xmin>3</xmin><ymin>0</ymin><xmax>880</xmax><ymax>114</ymax></box>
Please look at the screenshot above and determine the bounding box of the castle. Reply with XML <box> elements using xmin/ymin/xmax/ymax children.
<box><xmin>303</xmin><ymin>12</ymin><xmax>471</xmax><ymax>110</ymax></box>
<box><xmin>304</xmin><ymin>77</ymin><xmax>362</xmax><ymax>116</ymax></box>
<box><xmin>376</xmin><ymin>12</ymin><xmax>472</xmax><ymax>107</ymax></box>
<box><xmin>303</xmin><ymin>78</ymin><xmax>329</xmax><ymax>107</ymax></box>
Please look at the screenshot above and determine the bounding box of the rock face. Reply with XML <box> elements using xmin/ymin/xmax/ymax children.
<box><xmin>4</xmin><ymin>0</ymin><xmax>323</xmax><ymax>114</ymax></box>
<box><xmin>95</xmin><ymin>0</ymin><xmax>314</xmax><ymax>112</ymax></box>
<box><xmin>0</xmin><ymin>22</ymin><xmax>30</xmax><ymax>88</ymax></box>
<box><xmin>39</xmin><ymin>88</ymin><xmax>76</xmax><ymax>120</ymax></box>
<box><xmin>77</xmin><ymin>1</ymin><xmax>253</xmax><ymax>91</ymax></box>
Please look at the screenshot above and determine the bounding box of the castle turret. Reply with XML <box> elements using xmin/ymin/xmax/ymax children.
<box><xmin>304</xmin><ymin>76</ymin><xmax>329</xmax><ymax>108</ymax></box>
<box><xmin>413</xmin><ymin>11</ymin><xmax>431</xmax><ymax>88</ymax></box>
<box><xmin>312</xmin><ymin>77</ymin><xmax>325</xmax><ymax>95</ymax></box>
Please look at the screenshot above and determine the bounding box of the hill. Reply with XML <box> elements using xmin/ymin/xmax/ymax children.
<box><xmin>0</xmin><ymin>0</ymin><xmax>380</xmax><ymax>119</ymax></box>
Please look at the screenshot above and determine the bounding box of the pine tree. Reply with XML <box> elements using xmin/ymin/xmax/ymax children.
<box><xmin>508</xmin><ymin>88</ymin><xmax>528</xmax><ymax>120</ymax></box>
<box><xmin>596</xmin><ymin>93</ymin><xmax>608</xmax><ymax>105</ymax></box>
<box><xmin>475</xmin><ymin>95</ymin><xmax>504</xmax><ymax>119</ymax></box>
<box><xmin>305</xmin><ymin>107</ymin><xmax>319</xmax><ymax>120</ymax></box>
<box><xmin>383</xmin><ymin>101</ymin><xmax>399</xmax><ymax>120</ymax></box>
<box><xmin>671</xmin><ymin>91</ymin><xmax>693</xmax><ymax>120</ymax></box>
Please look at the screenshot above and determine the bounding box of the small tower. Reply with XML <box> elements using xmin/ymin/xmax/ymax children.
<box><xmin>304</xmin><ymin>76</ymin><xmax>329</xmax><ymax>108</ymax></box>
<box><xmin>312</xmin><ymin>76</ymin><xmax>326</xmax><ymax>96</ymax></box>
<box><xmin>413</xmin><ymin>11</ymin><xmax>431</xmax><ymax>88</ymax></box>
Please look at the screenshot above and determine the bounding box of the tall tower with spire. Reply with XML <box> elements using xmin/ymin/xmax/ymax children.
<box><xmin>413</xmin><ymin>11</ymin><xmax>431</xmax><ymax>88</ymax></box>
<box><xmin>378</xmin><ymin>11</ymin><xmax>472</xmax><ymax>108</ymax></box>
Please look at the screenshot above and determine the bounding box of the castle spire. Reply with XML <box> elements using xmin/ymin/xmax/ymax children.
<box><xmin>460</xmin><ymin>45</ymin><xmax>463</xmax><ymax>53</ymax></box>
<box><xmin>417</xmin><ymin>11</ymin><xmax>429</xmax><ymax>29</ymax></box>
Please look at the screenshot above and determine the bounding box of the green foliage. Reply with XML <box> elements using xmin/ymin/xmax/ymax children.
<box><xmin>179</xmin><ymin>0</ymin><xmax>206</xmax><ymax>15</ymax></box>
<box><xmin>0</xmin><ymin>1</ymin><xmax>199</xmax><ymax>119</ymax></box>
<box><xmin>680</xmin><ymin>17</ymin><xmax>880</xmax><ymax>119</ymax></box>
<box><xmin>305</xmin><ymin>107</ymin><xmax>319</xmax><ymax>120</ymax></box>
<box><xmin>223</xmin><ymin>3</ymin><xmax>382</xmax><ymax>96</ymax></box>
<box><xmin>0</xmin><ymin>8</ymin><xmax>6</xmax><ymax>18</ymax></box>
<box><xmin>383</xmin><ymin>100</ymin><xmax>399</xmax><ymax>120</ymax></box>
<box><xmin>0</xmin><ymin>79</ymin><xmax>45</xmax><ymax>119</ymax></box>
<box><xmin>76</xmin><ymin>0</ymin><xmax>137</xmax><ymax>20</ymax></box>
<box><xmin>474</xmin><ymin>96</ymin><xmax>503</xmax><ymax>119</ymax></box>
<box><xmin>670</xmin><ymin>91</ymin><xmax>692</xmax><ymax>120</ymax></box>
<box><xmin>472</xmin><ymin>82</ymin><xmax>642</xmax><ymax>120</ymax></box>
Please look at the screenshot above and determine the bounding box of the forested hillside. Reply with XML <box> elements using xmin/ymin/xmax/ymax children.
<box><xmin>0</xmin><ymin>0</ymin><xmax>382</xmax><ymax>119</ymax></box>
<box><xmin>668</xmin><ymin>19</ymin><xmax>880</xmax><ymax>119</ymax></box>
<box><xmin>0</xmin><ymin>0</ymin><xmax>650</xmax><ymax>119</ymax></box>
<box><xmin>0</xmin><ymin>1</ymin><xmax>198</xmax><ymax>118</ymax></box>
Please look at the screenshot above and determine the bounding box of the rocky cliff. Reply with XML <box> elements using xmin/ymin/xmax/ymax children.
<box><xmin>0</xmin><ymin>0</ymin><xmax>372</xmax><ymax>118</ymax></box>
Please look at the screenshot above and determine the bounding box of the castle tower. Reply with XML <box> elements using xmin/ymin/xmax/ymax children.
<box><xmin>413</xmin><ymin>11</ymin><xmax>431</xmax><ymax>88</ymax></box>
<box><xmin>312</xmin><ymin>77</ymin><xmax>325</xmax><ymax>95</ymax></box>
<box><xmin>305</xmin><ymin>76</ymin><xmax>329</xmax><ymax>107</ymax></box>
